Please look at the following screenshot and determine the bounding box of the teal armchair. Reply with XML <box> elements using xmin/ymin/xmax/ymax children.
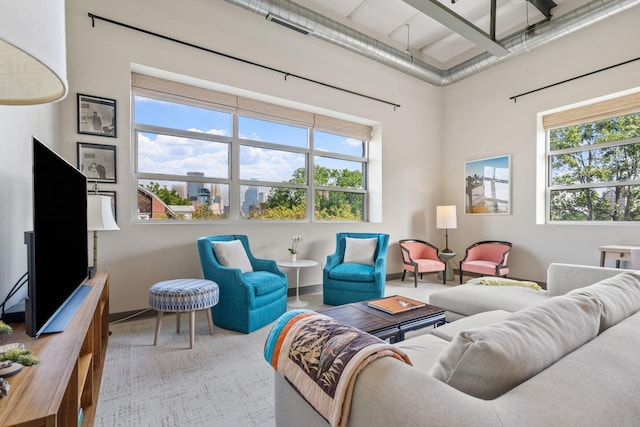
<box><xmin>323</xmin><ymin>232</ymin><xmax>390</xmax><ymax>305</ymax></box>
<box><xmin>197</xmin><ymin>235</ymin><xmax>288</xmax><ymax>333</ymax></box>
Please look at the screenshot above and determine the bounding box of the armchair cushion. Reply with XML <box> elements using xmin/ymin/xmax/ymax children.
<box><xmin>328</xmin><ymin>263</ymin><xmax>375</xmax><ymax>282</ymax></box>
<box><xmin>343</xmin><ymin>237</ymin><xmax>378</xmax><ymax>265</ymax></box>
<box><xmin>212</xmin><ymin>240</ymin><xmax>253</xmax><ymax>273</ymax></box>
<box><xmin>245</xmin><ymin>271</ymin><xmax>286</xmax><ymax>296</ymax></box>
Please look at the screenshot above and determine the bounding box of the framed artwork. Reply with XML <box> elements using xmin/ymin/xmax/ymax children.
<box><xmin>77</xmin><ymin>93</ymin><xmax>117</xmax><ymax>137</ymax></box>
<box><xmin>77</xmin><ymin>142</ymin><xmax>117</xmax><ymax>183</ymax></box>
<box><xmin>89</xmin><ymin>190</ymin><xmax>117</xmax><ymax>223</ymax></box>
<box><xmin>464</xmin><ymin>155</ymin><xmax>511</xmax><ymax>215</ymax></box>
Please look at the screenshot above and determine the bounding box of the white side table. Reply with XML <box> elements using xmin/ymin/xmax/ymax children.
<box><xmin>277</xmin><ymin>259</ymin><xmax>318</xmax><ymax>308</ymax></box>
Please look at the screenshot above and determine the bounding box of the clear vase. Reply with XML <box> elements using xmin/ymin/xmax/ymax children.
<box><xmin>290</xmin><ymin>253</ymin><xmax>297</xmax><ymax>262</ymax></box>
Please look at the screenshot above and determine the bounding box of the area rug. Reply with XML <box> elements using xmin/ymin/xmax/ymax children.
<box><xmin>94</xmin><ymin>279</ymin><xmax>449</xmax><ymax>426</ymax></box>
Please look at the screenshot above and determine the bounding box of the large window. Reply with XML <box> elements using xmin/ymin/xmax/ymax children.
<box><xmin>543</xmin><ymin>91</ymin><xmax>640</xmax><ymax>223</ymax></box>
<box><xmin>132</xmin><ymin>74</ymin><xmax>371</xmax><ymax>222</ymax></box>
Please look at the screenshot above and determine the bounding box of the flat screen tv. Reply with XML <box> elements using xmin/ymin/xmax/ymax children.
<box><xmin>25</xmin><ymin>137</ymin><xmax>89</xmax><ymax>337</ymax></box>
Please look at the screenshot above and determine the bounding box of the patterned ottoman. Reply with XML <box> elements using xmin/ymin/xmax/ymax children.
<box><xmin>149</xmin><ymin>278</ymin><xmax>219</xmax><ymax>349</ymax></box>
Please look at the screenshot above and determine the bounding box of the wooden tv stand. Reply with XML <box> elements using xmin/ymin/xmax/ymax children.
<box><xmin>0</xmin><ymin>272</ymin><xmax>109</xmax><ymax>427</ymax></box>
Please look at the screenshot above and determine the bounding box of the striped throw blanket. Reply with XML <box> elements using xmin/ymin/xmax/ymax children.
<box><xmin>264</xmin><ymin>309</ymin><xmax>412</xmax><ymax>427</ymax></box>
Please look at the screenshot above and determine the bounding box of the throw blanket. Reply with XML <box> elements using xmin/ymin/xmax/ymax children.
<box><xmin>264</xmin><ymin>309</ymin><xmax>411</xmax><ymax>427</ymax></box>
<box><xmin>469</xmin><ymin>277</ymin><xmax>543</xmax><ymax>291</ymax></box>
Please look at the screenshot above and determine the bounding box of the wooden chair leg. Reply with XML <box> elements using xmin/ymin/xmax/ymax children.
<box><xmin>401</xmin><ymin>270</ymin><xmax>406</xmax><ymax>281</ymax></box>
<box><xmin>189</xmin><ymin>311</ymin><xmax>196</xmax><ymax>349</ymax></box>
<box><xmin>206</xmin><ymin>309</ymin><xmax>214</xmax><ymax>335</ymax></box>
<box><xmin>153</xmin><ymin>311</ymin><xmax>163</xmax><ymax>346</ymax></box>
<box><xmin>414</xmin><ymin>268</ymin><xmax>418</xmax><ymax>287</ymax></box>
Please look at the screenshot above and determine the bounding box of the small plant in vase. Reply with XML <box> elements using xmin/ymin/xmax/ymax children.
<box><xmin>288</xmin><ymin>235</ymin><xmax>303</xmax><ymax>262</ymax></box>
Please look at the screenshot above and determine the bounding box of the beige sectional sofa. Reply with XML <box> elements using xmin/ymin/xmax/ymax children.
<box><xmin>429</xmin><ymin>263</ymin><xmax>636</xmax><ymax>321</ymax></box>
<box><xmin>273</xmin><ymin>264</ymin><xmax>640</xmax><ymax>426</ymax></box>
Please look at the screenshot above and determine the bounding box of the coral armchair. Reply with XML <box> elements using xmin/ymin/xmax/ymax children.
<box><xmin>323</xmin><ymin>232</ymin><xmax>389</xmax><ymax>306</ymax></box>
<box><xmin>197</xmin><ymin>235</ymin><xmax>288</xmax><ymax>333</ymax></box>
<box><xmin>399</xmin><ymin>239</ymin><xmax>447</xmax><ymax>286</ymax></box>
<box><xmin>459</xmin><ymin>240</ymin><xmax>512</xmax><ymax>284</ymax></box>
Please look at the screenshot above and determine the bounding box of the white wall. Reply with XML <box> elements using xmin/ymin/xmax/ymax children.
<box><xmin>59</xmin><ymin>0</ymin><xmax>443</xmax><ymax>313</ymax></box>
<box><xmin>1</xmin><ymin>0</ymin><xmax>638</xmax><ymax>315</ymax></box>
<box><xmin>441</xmin><ymin>7</ymin><xmax>640</xmax><ymax>281</ymax></box>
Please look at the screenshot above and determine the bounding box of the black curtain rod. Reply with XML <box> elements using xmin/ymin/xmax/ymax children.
<box><xmin>509</xmin><ymin>56</ymin><xmax>640</xmax><ymax>103</ymax></box>
<box><xmin>87</xmin><ymin>13</ymin><xmax>401</xmax><ymax>110</ymax></box>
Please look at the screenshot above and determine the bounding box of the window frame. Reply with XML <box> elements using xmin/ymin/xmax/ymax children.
<box><xmin>541</xmin><ymin>91</ymin><xmax>640</xmax><ymax>224</ymax></box>
<box><xmin>131</xmin><ymin>75</ymin><xmax>371</xmax><ymax>223</ymax></box>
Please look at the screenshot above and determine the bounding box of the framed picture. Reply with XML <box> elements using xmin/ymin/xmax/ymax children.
<box><xmin>77</xmin><ymin>142</ymin><xmax>117</xmax><ymax>183</ymax></box>
<box><xmin>77</xmin><ymin>93</ymin><xmax>117</xmax><ymax>137</ymax></box>
<box><xmin>464</xmin><ymin>155</ymin><xmax>511</xmax><ymax>215</ymax></box>
<box><xmin>89</xmin><ymin>190</ymin><xmax>117</xmax><ymax>223</ymax></box>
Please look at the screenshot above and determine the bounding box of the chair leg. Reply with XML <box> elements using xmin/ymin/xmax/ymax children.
<box><xmin>189</xmin><ymin>311</ymin><xmax>195</xmax><ymax>349</ymax></box>
<box><xmin>153</xmin><ymin>311</ymin><xmax>163</xmax><ymax>346</ymax></box>
<box><xmin>206</xmin><ymin>308</ymin><xmax>214</xmax><ymax>335</ymax></box>
<box><xmin>414</xmin><ymin>268</ymin><xmax>418</xmax><ymax>287</ymax></box>
<box><xmin>401</xmin><ymin>270</ymin><xmax>406</xmax><ymax>282</ymax></box>
<box><xmin>176</xmin><ymin>312</ymin><xmax>181</xmax><ymax>333</ymax></box>
<box><xmin>460</xmin><ymin>269</ymin><xmax>464</xmax><ymax>284</ymax></box>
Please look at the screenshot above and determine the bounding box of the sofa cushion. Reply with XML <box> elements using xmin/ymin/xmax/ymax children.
<box><xmin>568</xmin><ymin>272</ymin><xmax>640</xmax><ymax>333</ymax></box>
<box><xmin>395</xmin><ymin>333</ymin><xmax>450</xmax><ymax>372</ymax></box>
<box><xmin>429</xmin><ymin>293</ymin><xmax>602</xmax><ymax>400</ymax></box>
<box><xmin>212</xmin><ymin>240</ymin><xmax>253</xmax><ymax>273</ymax></box>
<box><xmin>430</xmin><ymin>310</ymin><xmax>511</xmax><ymax>341</ymax></box>
<box><xmin>328</xmin><ymin>263</ymin><xmax>374</xmax><ymax>282</ymax></box>
<box><xmin>343</xmin><ymin>237</ymin><xmax>377</xmax><ymax>266</ymax></box>
<box><xmin>428</xmin><ymin>284</ymin><xmax>548</xmax><ymax>317</ymax></box>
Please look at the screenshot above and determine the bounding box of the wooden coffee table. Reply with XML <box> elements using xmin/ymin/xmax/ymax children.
<box><xmin>318</xmin><ymin>296</ymin><xmax>445</xmax><ymax>342</ymax></box>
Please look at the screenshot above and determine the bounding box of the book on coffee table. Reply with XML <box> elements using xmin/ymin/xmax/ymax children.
<box><xmin>367</xmin><ymin>295</ymin><xmax>426</xmax><ymax>314</ymax></box>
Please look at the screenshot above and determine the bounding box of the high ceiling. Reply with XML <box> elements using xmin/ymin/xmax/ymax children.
<box><xmin>225</xmin><ymin>0</ymin><xmax>638</xmax><ymax>85</ymax></box>
<box><xmin>293</xmin><ymin>0</ymin><xmax>590</xmax><ymax>70</ymax></box>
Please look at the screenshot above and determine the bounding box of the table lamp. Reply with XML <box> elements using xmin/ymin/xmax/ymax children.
<box><xmin>436</xmin><ymin>205</ymin><xmax>457</xmax><ymax>253</ymax></box>
<box><xmin>87</xmin><ymin>195</ymin><xmax>119</xmax><ymax>276</ymax></box>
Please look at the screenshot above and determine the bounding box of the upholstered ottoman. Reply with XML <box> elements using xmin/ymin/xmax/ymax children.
<box><xmin>149</xmin><ymin>278</ymin><xmax>219</xmax><ymax>349</ymax></box>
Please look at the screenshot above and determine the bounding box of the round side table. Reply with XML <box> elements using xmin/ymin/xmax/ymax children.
<box><xmin>277</xmin><ymin>259</ymin><xmax>319</xmax><ymax>307</ymax></box>
<box><xmin>438</xmin><ymin>252</ymin><xmax>457</xmax><ymax>282</ymax></box>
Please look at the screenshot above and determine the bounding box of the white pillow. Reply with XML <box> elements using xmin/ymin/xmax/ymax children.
<box><xmin>212</xmin><ymin>240</ymin><xmax>253</xmax><ymax>273</ymax></box>
<box><xmin>343</xmin><ymin>237</ymin><xmax>378</xmax><ymax>266</ymax></box>
<box><xmin>429</xmin><ymin>293</ymin><xmax>602</xmax><ymax>400</ymax></box>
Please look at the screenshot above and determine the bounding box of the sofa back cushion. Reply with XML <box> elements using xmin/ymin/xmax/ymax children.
<box><xmin>568</xmin><ymin>273</ymin><xmax>640</xmax><ymax>333</ymax></box>
<box><xmin>546</xmin><ymin>263</ymin><xmax>634</xmax><ymax>296</ymax></box>
<box><xmin>429</xmin><ymin>293</ymin><xmax>602</xmax><ymax>400</ymax></box>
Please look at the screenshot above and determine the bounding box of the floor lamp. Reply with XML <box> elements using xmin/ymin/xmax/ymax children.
<box><xmin>436</xmin><ymin>205</ymin><xmax>457</xmax><ymax>253</ymax></box>
<box><xmin>87</xmin><ymin>194</ymin><xmax>119</xmax><ymax>277</ymax></box>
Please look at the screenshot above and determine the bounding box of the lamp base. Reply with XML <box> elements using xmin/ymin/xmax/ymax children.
<box><xmin>441</xmin><ymin>248</ymin><xmax>453</xmax><ymax>253</ymax></box>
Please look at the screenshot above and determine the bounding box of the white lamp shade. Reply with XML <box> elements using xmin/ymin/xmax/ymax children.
<box><xmin>0</xmin><ymin>0</ymin><xmax>68</xmax><ymax>105</ymax></box>
<box><xmin>87</xmin><ymin>195</ymin><xmax>120</xmax><ymax>231</ymax></box>
<box><xmin>436</xmin><ymin>205</ymin><xmax>457</xmax><ymax>229</ymax></box>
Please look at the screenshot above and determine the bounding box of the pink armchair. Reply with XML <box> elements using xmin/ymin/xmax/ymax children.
<box><xmin>459</xmin><ymin>240</ymin><xmax>512</xmax><ymax>284</ymax></box>
<box><xmin>399</xmin><ymin>239</ymin><xmax>447</xmax><ymax>286</ymax></box>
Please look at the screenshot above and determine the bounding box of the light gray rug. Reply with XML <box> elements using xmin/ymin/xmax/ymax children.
<box><xmin>94</xmin><ymin>278</ymin><xmax>451</xmax><ymax>427</ymax></box>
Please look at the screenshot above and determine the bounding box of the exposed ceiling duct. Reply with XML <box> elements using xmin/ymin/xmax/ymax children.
<box><xmin>224</xmin><ymin>0</ymin><xmax>640</xmax><ymax>86</ymax></box>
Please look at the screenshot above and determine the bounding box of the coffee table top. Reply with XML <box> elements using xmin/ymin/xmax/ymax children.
<box><xmin>318</xmin><ymin>296</ymin><xmax>445</xmax><ymax>338</ymax></box>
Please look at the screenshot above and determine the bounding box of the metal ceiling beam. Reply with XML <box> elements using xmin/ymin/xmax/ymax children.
<box><xmin>528</xmin><ymin>0</ymin><xmax>557</xmax><ymax>18</ymax></box>
<box><xmin>400</xmin><ymin>0</ymin><xmax>509</xmax><ymax>57</ymax></box>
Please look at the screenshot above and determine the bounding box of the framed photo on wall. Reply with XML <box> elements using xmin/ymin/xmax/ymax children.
<box><xmin>77</xmin><ymin>142</ymin><xmax>117</xmax><ymax>183</ymax></box>
<box><xmin>77</xmin><ymin>93</ymin><xmax>117</xmax><ymax>137</ymax></box>
<box><xmin>464</xmin><ymin>155</ymin><xmax>511</xmax><ymax>215</ymax></box>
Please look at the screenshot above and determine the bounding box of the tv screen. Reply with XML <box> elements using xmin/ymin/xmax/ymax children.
<box><xmin>25</xmin><ymin>137</ymin><xmax>89</xmax><ymax>337</ymax></box>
